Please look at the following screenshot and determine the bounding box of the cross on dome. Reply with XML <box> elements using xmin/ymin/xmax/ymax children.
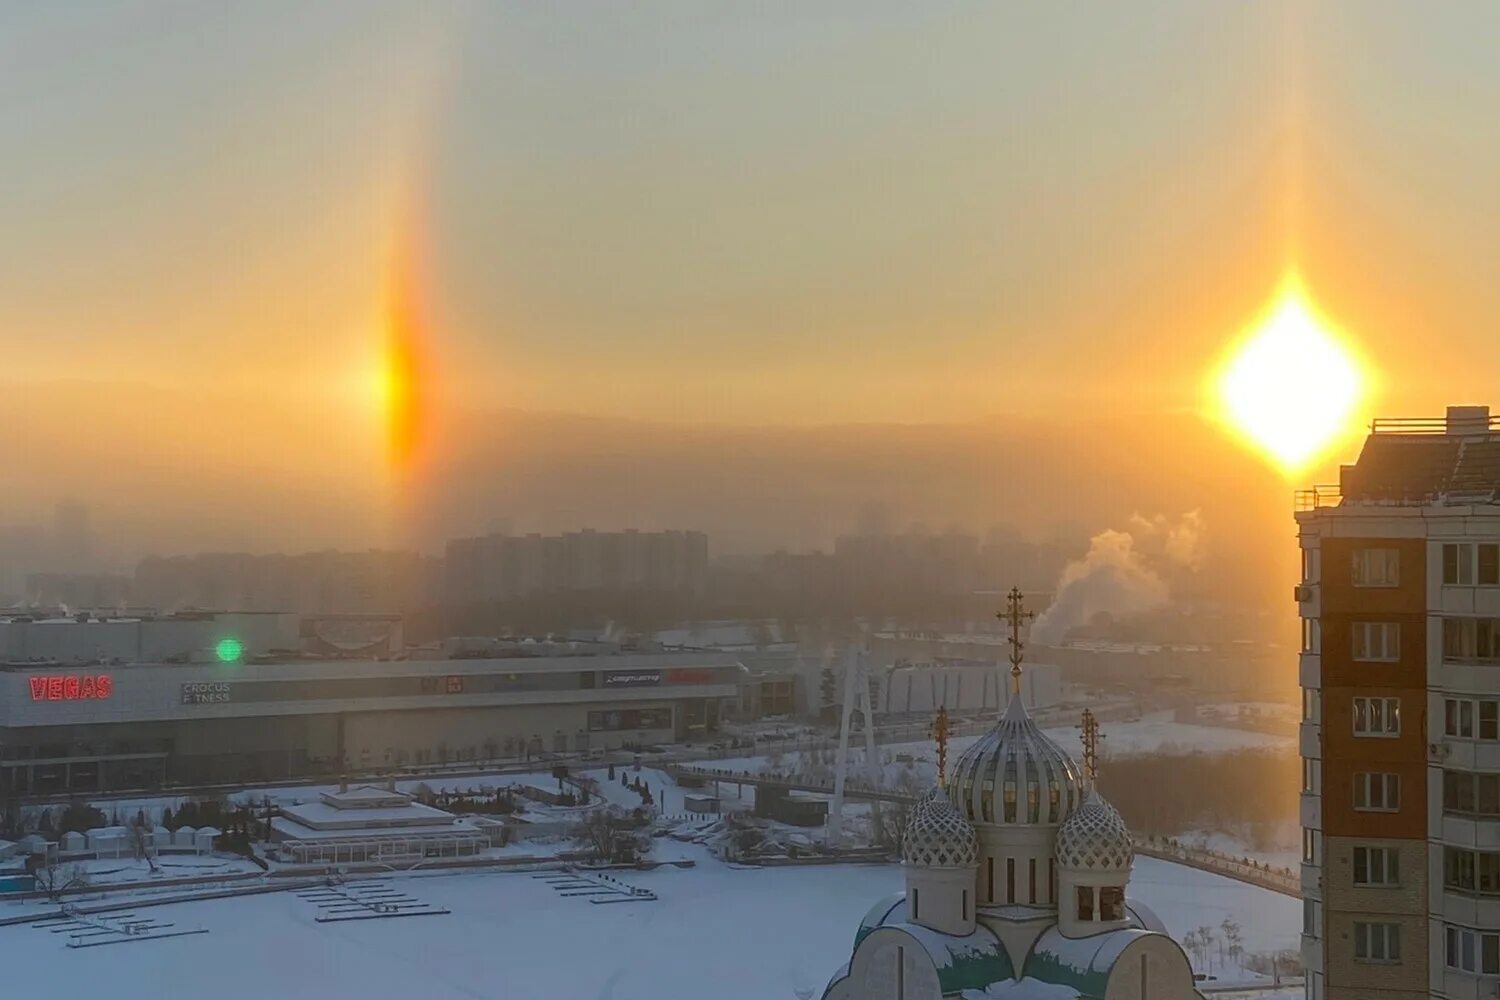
<box><xmin>996</xmin><ymin>586</ymin><xmax>1035</xmax><ymax>697</ymax></box>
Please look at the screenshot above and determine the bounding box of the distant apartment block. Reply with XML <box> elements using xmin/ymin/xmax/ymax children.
<box><xmin>444</xmin><ymin>529</ymin><xmax>708</xmax><ymax>602</ymax></box>
<box><xmin>1296</xmin><ymin>405</ymin><xmax>1500</xmax><ymax>1000</ymax></box>
<box><xmin>134</xmin><ymin>550</ymin><xmax>441</xmax><ymax>615</ymax></box>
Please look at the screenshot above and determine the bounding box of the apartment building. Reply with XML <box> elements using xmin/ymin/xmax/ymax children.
<box><xmin>1297</xmin><ymin>405</ymin><xmax>1500</xmax><ymax>1000</ymax></box>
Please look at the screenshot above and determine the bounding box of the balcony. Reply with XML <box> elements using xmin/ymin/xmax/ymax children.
<box><xmin>1294</xmin><ymin>583</ymin><xmax>1320</xmax><ymax>619</ymax></box>
<box><xmin>1301</xmin><ymin>862</ymin><xmax>1322</xmax><ymax>899</ymax></box>
<box><xmin>1299</xmin><ymin>721</ymin><xmax>1322</xmax><ymax>760</ymax></box>
<box><xmin>1441</xmin><ymin>814</ymin><xmax>1500</xmax><ymax>850</ymax></box>
<box><xmin>1301</xmin><ymin>934</ymin><xmax>1323</xmax><ymax>974</ymax></box>
<box><xmin>1439</xmin><ymin>887</ymin><xmax>1500</xmax><ymax>929</ymax></box>
<box><xmin>1300</xmin><ymin>791</ymin><xmax>1322</xmax><ymax>830</ymax></box>
<box><xmin>1299</xmin><ymin>652</ymin><xmax>1321</xmax><ymax>689</ymax></box>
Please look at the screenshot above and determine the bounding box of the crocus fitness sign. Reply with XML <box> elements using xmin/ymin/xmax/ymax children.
<box><xmin>28</xmin><ymin>674</ymin><xmax>114</xmax><ymax>701</ymax></box>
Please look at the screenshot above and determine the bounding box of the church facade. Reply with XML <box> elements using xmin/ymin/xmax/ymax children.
<box><xmin>822</xmin><ymin>605</ymin><xmax>1202</xmax><ymax>999</ymax></box>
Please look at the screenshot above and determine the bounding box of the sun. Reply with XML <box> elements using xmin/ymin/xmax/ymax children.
<box><xmin>1212</xmin><ymin>278</ymin><xmax>1367</xmax><ymax>474</ymax></box>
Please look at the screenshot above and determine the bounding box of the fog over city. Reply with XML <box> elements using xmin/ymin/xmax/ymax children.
<box><xmin>3</xmin><ymin>4</ymin><xmax>1498</xmax><ymax>999</ymax></box>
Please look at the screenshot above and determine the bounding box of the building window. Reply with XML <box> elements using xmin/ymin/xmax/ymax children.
<box><xmin>1077</xmin><ymin>885</ymin><xmax>1095</xmax><ymax>922</ymax></box>
<box><xmin>1351</xmin><ymin>622</ymin><xmax>1400</xmax><ymax>662</ymax></box>
<box><xmin>1352</xmin><ymin>548</ymin><xmax>1400</xmax><ymax>587</ymax></box>
<box><xmin>1301</xmin><ymin>828</ymin><xmax>1320</xmax><ymax>865</ymax></box>
<box><xmin>1099</xmin><ymin>885</ymin><xmax>1125</xmax><ymax>921</ymax></box>
<box><xmin>1029</xmin><ymin>858</ymin><xmax>1037</xmax><ymax>905</ymax></box>
<box><xmin>1446</xmin><ymin>698</ymin><xmax>1476</xmax><ymax>738</ymax></box>
<box><xmin>1354</xmin><ymin>772</ymin><xmax>1400</xmax><ymax>812</ymax></box>
<box><xmin>1444</xmin><ymin>543</ymin><xmax>1500</xmax><ymax>587</ymax></box>
<box><xmin>1446</xmin><ymin>698</ymin><xmax>1500</xmax><ymax>739</ymax></box>
<box><xmin>1444</xmin><ymin>848</ymin><xmax>1500</xmax><ymax>895</ymax></box>
<box><xmin>1302</xmin><ymin>688</ymin><xmax>1321</xmax><ymax>723</ymax></box>
<box><xmin>1353</xmin><ymin>846</ymin><xmax>1400</xmax><ymax>887</ymax></box>
<box><xmin>1301</xmin><ymin>760</ymin><xmax>1320</xmax><ymax>794</ymax></box>
<box><xmin>1446</xmin><ymin>925</ymin><xmax>1500</xmax><ymax>975</ymax></box>
<box><xmin>1353</xmin><ymin>922</ymin><xmax>1401</xmax><ymax>963</ymax></box>
<box><xmin>1352</xmin><ymin>697</ymin><xmax>1400</xmax><ymax>737</ymax></box>
<box><xmin>1301</xmin><ymin>547</ymin><xmax>1320</xmax><ymax>584</ymax></box>
<box><xmin>1442</xmin><ymin>617</ymin><xmax>1500</xmax><ymax>663</ymax></box>
<box><xmin>1301</xmin><ymin>618</ymin><xmax>1321</xmax><ymax>654</ymax></box>
<box><xmin>1007</xmin><ymin>857</ymin><xmax>1016</xmax><ymax>904</ymax></box>
<box><xmin>1302</xmin><ymin>898</ymin><xmax>1320</xmax><ymax>938</ymax></box>
<box><xmin>987</xmin><ymin>857</ymin><xmax>995</xmax><ymax>903</ymax></box>
<box><xmin>911</xmin><ymin>887</ymin><xmax>919</xmax><ymax>921</ymax></box>
<box><xmin>1443</xmin><ymin>770</ymin><xmax>1500</xmax><ymax>816</ymax></box>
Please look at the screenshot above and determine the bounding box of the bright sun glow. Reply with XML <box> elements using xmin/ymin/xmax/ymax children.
<box><xmin>1213</xmin><ymin>279</ymin><xmax>1367</xmax><ymax>474</ymax></box>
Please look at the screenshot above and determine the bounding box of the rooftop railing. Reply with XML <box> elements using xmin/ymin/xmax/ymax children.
<box><xmin>1371</xmin><ymin>415</ymin><xmax>1500</xmax><ymax>435</ymax></box>
<box><xmin>1294</xmin><ymin>486</ymin><xmax>1342</xmax><ymax>511</ymax></box>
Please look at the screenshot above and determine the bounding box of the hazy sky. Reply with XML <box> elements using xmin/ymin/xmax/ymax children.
<box><xmin>3</xmin><ymin>2</ymin><xmax>1498</xmax><ymax>557</ymax></box>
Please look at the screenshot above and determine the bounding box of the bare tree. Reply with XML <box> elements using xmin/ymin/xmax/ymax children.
<box><xmin>32</xmin><ymin>859</ymin><xmax>90</xmax><ymax>902</ymax></box>
<box><xmin>574</xmin><ymin>808</ymin><xmax>624</xmax><ymax>862</ymax></box>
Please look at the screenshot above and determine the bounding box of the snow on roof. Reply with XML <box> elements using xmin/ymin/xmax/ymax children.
<box><xmin>843</xmin><ymin>896</ymin><xmax>1014</xmax><ymax>994</ymax></box>
<box><xmin>961</xmin><ymin>979</ymin><xmax>1083</xmax><ymax>999</ymax></box>
<box><xmin>1023</xmin><ymin>925</ymin><xmax>1154</xmax><ymax>996</ymax></box>
<box><xmin>271</xmin><ymin>815</ymin><xmax>482</xmax><ymax>842</ymax></box>
<box><xmin>280</xmin><ymin>799</ymin><xmax>455</xmax><ymax>831</ymax></box>
<box><xmin>324</xmin><ymin>784</ymin><xmax>410</xmax><ymax>805</ymax></box>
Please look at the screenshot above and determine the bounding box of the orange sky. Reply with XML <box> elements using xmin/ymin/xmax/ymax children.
<box><xmin>2</xmin><ymin>2</ymin><xmax>1498</xmax><ymax>559</ymax></box>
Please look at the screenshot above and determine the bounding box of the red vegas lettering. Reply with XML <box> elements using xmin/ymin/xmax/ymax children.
<box><xmin>27</xmin><ymin>674</ymin><xmax>115</xmax><ymax>702</ymax></box>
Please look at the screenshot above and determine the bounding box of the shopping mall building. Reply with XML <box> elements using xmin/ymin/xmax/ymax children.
<box><xmin>0</xmin><ymin>612</ymin><xmax>743</xmax><ymax>795</ymax></box>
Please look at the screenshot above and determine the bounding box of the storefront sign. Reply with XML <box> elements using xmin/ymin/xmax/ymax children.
<box><xmin>603</xmin><ymin>670</ymin><xmax>662</xmax><ymax>688</ymax></box>
<box><xmin>180</xmin><ymin>681</ymin><xmax>231</xmax><ymax>705</ymax></box>
<box><xmin>29</xmin><ymin>674</ymin><xmax>113</xmax><ymax>701</ymax></box>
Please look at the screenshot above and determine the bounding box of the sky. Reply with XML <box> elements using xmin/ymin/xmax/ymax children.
<box><xmin>2</xmin><ymin>1</ymin><xmax>1498</xmax><ymax>567</ymax></box>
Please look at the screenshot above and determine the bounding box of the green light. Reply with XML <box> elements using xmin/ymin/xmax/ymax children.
<box><xmin>216</xmin><ymin>637</ymin><xmax>244</xmax><ymax>663</ymax></box>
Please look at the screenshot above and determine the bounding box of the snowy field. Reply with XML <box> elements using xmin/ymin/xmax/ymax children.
<box><xmin>0</xmin><ymin>849</ymin><xmax>1298</xmax><ymax>1000</ymax></box>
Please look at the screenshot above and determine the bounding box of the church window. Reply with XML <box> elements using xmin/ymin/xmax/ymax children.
<box><xmin>1029</xmin><ymin>858</ymin><xmax>1037</xmax><ymax>904</ymax></box>
<box><xmin>1100</xmin><ymin>885</ymin><xmax>1126</xmax><ymax>921</ymax></box>
<box><xmin>1006</xmin><ymin>858</ymin><xmax>1016</xmax><ymax>903</ymax></box>
<box><xmin>1077</xmin><ymin>885</ymin><xmax>1095</xmax><ymax>921</ymax></box>
<box><xmin>911</xmin><ymin>888</ymin><xmax>919</xmax><ymax>921</ymax></box>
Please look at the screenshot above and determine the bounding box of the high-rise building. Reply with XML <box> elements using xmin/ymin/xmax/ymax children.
<box><xmin>1297</xmin><ymin>404</ymin><xmax>1500</xmax><ymax>1000</ymax></box>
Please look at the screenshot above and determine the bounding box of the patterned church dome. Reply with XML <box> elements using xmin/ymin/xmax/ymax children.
<box><xmin>945</xmin><ymin>696</ymin><xmax>1087</xmax><ymax>827</ymax></box>
<box><xmin>1054</xmin><ymin>790</ymin><xmax>1133</xmax><ymax>871</ymax></box>
<box><xmin>901</xmin><ymin>787</ymin><xmax>979</xmax><ymax>867</ymax></box>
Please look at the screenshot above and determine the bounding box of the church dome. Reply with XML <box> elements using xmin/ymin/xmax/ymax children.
<box><xmin>901</xmin><ymin>787</ymin><xmax>978</xmax><ymax>868</ymax></box>
<box><xmin>1055</xmin><ymin>790</ymin><xmax>1133</xmax><ymax>871</ymax></box>
<box><xmin>945</xmin><ymin>697</ymin><xmax>1087</xmax><ymax>827</ymax></box>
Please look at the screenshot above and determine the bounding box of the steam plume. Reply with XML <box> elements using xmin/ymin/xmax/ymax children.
<box><xmin>1029</xmin><ymin>511</ymin><xmax>1202</xmax><ymax>646</ymax></box>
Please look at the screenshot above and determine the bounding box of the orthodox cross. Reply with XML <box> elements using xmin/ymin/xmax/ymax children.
<box><xmin>996</xmin><ymin>586</ymin><xmax>1035</xmax><ymax>697</ymax></box>
<box><xmin>1078</xmin><ymin>708</ymin><xmax>1105</xmax><ymax>783</ymax></box>
<box><xmin>931</xmin><ymin>704</ymin><xmax>951</xmax><ymax>784</ymax></box>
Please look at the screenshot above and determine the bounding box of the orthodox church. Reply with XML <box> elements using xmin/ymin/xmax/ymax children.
<box><xmin>821</xmin><ymin>591</ymin><xmax>1202</xmax><ymax>1000</ymax></box>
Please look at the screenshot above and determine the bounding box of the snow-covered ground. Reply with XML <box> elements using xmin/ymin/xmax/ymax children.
<box><xmin>0</xmin><ymin>849</ymin><xmax>1299</xmax><ymax>1000</ymax></box>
